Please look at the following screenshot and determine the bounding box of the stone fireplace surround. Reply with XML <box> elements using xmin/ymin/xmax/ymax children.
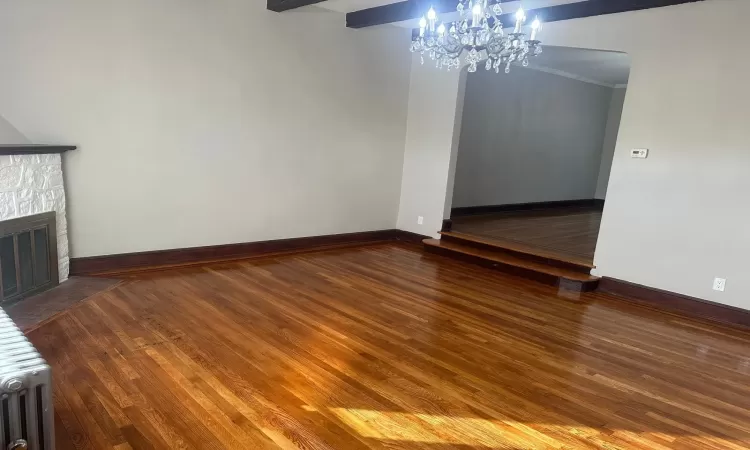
<box><xmin>0</xmin><ymin>145</ymin><xmax>76</xmax><ymax>283</ymax></box>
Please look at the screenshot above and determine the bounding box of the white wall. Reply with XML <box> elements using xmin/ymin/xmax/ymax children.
<box><xmin>595</xmin><ymin>87</ymin><xmax>627</xmax><ymax>199</ymax></box>
<box><xmin>0</xmin><ymin>0</ymin><xmax>411</xmax><ymax>257</ymax></box>
<box><xmin>396</xmin><ymin>58</ymin><xmax>464</xmax><ymax>235</ymax></box>
<box><xmin>0</xmin><ymin>115</ymin><xmax>29</xmax><ymax>144</ymax></box>
<box><xmin>397</xmin><ymin>0</ymin><xmax>750</xmax><ymax>309</ymax></box>
<box><xmin>452</xmin><ymin>67</ymin><xmax>613</xmax><ymax>208</ymax></box>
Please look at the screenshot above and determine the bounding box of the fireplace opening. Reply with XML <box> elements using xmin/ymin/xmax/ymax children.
<box><xmin>0</xmin><ymin>211</ymin><xmax>58</xmax><ymax>303</ymax></box>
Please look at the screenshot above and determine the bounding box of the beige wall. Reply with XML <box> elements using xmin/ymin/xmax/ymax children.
<box><xmin>595</xmin><ymin>87</ymin><xmax>627</xmax><ymax>199</ymax></box>
<box><xmin>0</xmin><ymin>0</ymin><xmax>411</xmax><ymax>257</ymax></box>
<box><xmin>396</xmin><ymin>57</ymin><xmax>464</xmax><ymax>236</ymax></box>
<box><xmin>0</xmin><ymin>115</ymin><xmax>29</xmax><ymax>144</ymax></box>
<box><xmin>397</xmin><ymin>0</ymin><xmax>750</xmax><ymax>309</ymax></box>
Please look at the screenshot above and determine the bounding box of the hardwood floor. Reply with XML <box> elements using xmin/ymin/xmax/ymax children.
<box><xmin>28</xmin><ymin>243</ymin><xmax>750</xmax><ymax>449</ymax></box>
<box><xmin>5</xmin><ymin>276</ymin><xmax>121</xmax><ymax>332</ymax></box>
<box><xmin>451</xmin><ymin>207</ymin><xmax>602</xmax><ymax>264</ymax></box>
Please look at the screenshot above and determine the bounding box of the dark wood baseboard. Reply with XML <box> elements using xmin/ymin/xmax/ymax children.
<box><xmin>451</xmin><ymin>199</ymin><xmax>605</xmax><ymax>217</ymax></box>
<box><xmin>393</xmin><ymin>230</ymin><xmax>433</xmax><ymax>244</ymax></box>
<box><xmin>70</xmin><ymin>229</ymin><xmax>430</xmax><ymax>276</ymax></box>
<box><xmin>598</xmin><ymin>277</ymin><xmax>750</xmax><ymax>330</ymax></box>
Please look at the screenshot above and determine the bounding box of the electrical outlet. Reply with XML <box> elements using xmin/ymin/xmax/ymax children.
<box><xmin>631</xmin><ymin>148</ymin><xmax>649</xmax><ymax>159</ymax></box>
<box><xmin>417</xmin><ymin>216</ymin><xmax>424</xmax><ymax>225</ymax></box>
<box><xmin>713</xmin><ymin>277</ymin><xmax>726</xmax><ymax>292</ymax></box>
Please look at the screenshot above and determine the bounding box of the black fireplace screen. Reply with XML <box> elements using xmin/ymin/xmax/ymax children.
<box><xmin>0</xmin><ymin>211</ymin><xmax>58</xmax><ymax>303</ymax></box>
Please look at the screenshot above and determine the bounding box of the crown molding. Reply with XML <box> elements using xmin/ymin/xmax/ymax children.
<box><xmin>523</xmin><ymin>64</ymin><xmax>619</xmax><ymax>88</ymax></box>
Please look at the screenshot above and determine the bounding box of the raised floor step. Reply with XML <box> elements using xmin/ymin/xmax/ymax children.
<box><xmin>439</xmin><ymin>230</ymin><xmax>595</xmax><ymax>273</ymax></box>
<box><xmin>423</xmin><ymin>238</ymin><xmax>599</xmax><ymax>292</ymax></box>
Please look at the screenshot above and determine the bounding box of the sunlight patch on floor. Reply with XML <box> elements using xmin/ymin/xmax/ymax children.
<box><xmin>328</xmin><ymin>407</ymin><xmax>598</xmax><ymax>447</ymax></box>
<box><xmin>327</xmin><ymin>408</ymin><xmax>750</xmax><ymax>449</ymax></box>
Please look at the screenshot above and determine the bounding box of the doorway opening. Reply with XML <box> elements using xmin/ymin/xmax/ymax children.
<box><xmin>443</xmin><ymin>46</ymin><xmax>629</xmax><ymax>271</ymax></box>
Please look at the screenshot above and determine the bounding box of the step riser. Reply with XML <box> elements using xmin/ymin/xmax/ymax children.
<box><xmin>440</xmin><ymin>234</ymin><xmax>593</xmax><ymax>274</ymax></box>
<box><xmin>424</xmin><ymin>244</ymin><xmax>599</xmax><ymax>292</ymax></box>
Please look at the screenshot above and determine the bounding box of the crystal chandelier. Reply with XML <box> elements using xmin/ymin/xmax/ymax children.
<box><xmin>410</xmin><ymin>0</ymin><xmax>543</xmax><ymax>74</ymax></box>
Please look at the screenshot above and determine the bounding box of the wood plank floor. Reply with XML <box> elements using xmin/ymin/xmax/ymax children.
<box><xmin>451</xmin><ymin>208</ymin><xmax>602</xmax><ymax>264</ymax></box>
<box><xmin>5</xmin><ymin>276</ymin><xmax>121</xmax><ymax>332</ymax></box>
<box><xmin>28</xmin><ymin>243</ymin><xmax>750</xmax><ymax>449</ymax></box>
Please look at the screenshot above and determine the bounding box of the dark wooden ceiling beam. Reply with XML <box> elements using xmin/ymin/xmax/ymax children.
<box><xmin>347</xmin><ymin>0</ymin><xmax>704</xmax><ymax>29</ymax></box>
<box><xmin>345</xmin><ymin>0</ymin><xmax>458</xmax><ymax>28</ymax></box>
<box><xmin>267</xmin><ymin>0</ymin><xmax>327</xmax><ymax>12</ymax></box>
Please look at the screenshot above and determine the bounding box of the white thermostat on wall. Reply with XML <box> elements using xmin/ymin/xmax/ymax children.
<box><xmin>631</xmin><ymin>148</ymin><xmax>649</xmax><ymax>159</ymax></box>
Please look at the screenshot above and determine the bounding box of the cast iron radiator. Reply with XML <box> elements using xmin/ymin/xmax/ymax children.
<box><xmin>0</xmin><ymin>308</ymin><xmax>53</xmax><ymax>450</ymax></box>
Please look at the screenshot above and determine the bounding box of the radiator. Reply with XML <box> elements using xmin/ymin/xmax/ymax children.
<box><xmin>0</xmin><ymin>309</ymin><xmax>53</xmax><ymax>450</ymax></box>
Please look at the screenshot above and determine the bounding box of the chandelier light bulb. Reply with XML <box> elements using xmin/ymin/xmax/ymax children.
<box><xmin>515</xmin><ymin>7</ymin><xmax>526</xmax><ymax>21</ymax></box>
<box><xmin>427</xmin><ymin>6</ymin><xmax>437</xmax><ymax>32</ymax></box>
<box><xmin>514</xmin><ymin>6</ymin><xmax>526</xmax><ymax>33</ymax></box>
<box><xmin>471</xmin><ymin>2</ymin><xmax>483</xmax><ymax>26</ymax></box>
<box><xmin>530</xmin><ymin>17</ymin><xmax>541</xmax><ymax>40</ymax></box>
<box><xmin>437</xmin><ymin>23</ymin><xmax>446</xmax><ymax>35</ymax></box>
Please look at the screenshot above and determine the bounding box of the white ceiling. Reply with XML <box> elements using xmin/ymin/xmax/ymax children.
<box><xmin>528</xmin><ymin>46</ymin><xmax>630</xmax><ymax>86</ymax></box>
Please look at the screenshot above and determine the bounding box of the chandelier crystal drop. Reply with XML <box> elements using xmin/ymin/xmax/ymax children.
<box><xmin>410</xmin><ymin>1</ymin><xmax>543</xmax><ymax>74</ymax></box>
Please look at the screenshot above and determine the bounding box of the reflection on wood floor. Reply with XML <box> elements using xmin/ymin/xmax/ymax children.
<box><xmin>452</xmin><ymin>207</ymin><xmax>602</xmax><ymax>264</ymax></box>
<box><xmin>29</xmin><ymin>243</ymin><xmax>750</xmax><ymax>449</ymax></box>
